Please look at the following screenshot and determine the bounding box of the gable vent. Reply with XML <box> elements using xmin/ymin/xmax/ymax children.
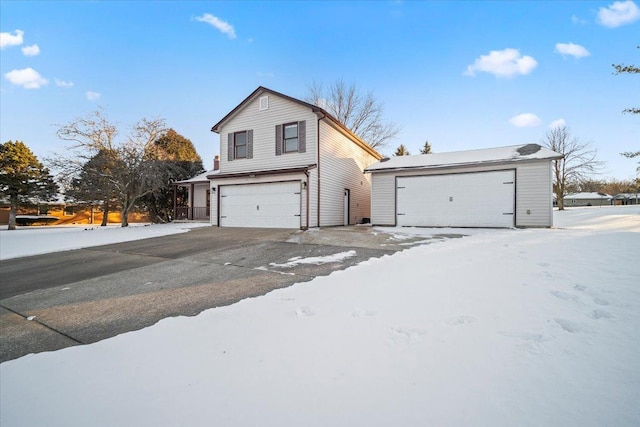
<box><xmin>259</xmin><ymin>96</ymin><xmax>269</xmax><ymax>111</ymax></box>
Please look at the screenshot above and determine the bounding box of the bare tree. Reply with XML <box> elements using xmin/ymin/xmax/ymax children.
<box><xmin>542</xmin><ymin>126</ymin><xmax>604</xmax><ymax>210</ymax></box>
<box><xmin>612</xmin><ymin>46</ymin><xmax>639</xmax><ymax>115</ymax></box>
<box><xmin>53</xmin><ymin>109</ymin><xmax>167</xmax><ymax>226</ymax></box>
<box><xmin>306</xmin><ymin>79</ymin><xmax>399</xmax><ymax>150</ymax></box>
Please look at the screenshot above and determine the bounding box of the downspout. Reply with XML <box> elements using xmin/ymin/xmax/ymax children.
<box><xmin>305</xmin><ymin>168</ymin><xmax>310</xmax><ymax>229</ymax></box>
<box><xmin>317</xmin><ymin>113</ymin><xmax>324</xmax><ymax>227</ymax></box>
<box><xmin>190</xmin><ymin>183</ymin><xmax>194</xmax><ymax>220</ymax></box>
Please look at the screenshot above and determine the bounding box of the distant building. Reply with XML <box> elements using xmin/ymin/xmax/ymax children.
<box><xmin>563</xmin><ymin>192</ymin><xmax>612</xmax><ymax>207</ymax></box>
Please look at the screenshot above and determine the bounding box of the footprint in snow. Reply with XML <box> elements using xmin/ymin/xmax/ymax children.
<box><xmin>498</xmin><ymin>331</ymin><xmax>550</xmax><ymax>343</ymax></box>
<box><xmin>388</xmin><ymin>328</ymin><xmax>427</xmax><ymax>344</ymax></box>
<box><xmin>593</xmin><ymin>298</ymin><xmax>609</xmax><ymax>306</ymax></box>
<box><xmin>537</xmin><ymin>262</ymin><xmax>550</xmax><ymax>267</ymax></box>
<box><xmin>296</xmin><ymin>306</ymin><xmax>314</xmax><ymax>317</ymax></box>
<box><xmin>589</xmin><ymin>310</ymin><xmax>614</xmax><ymax>320</ymax></box>
<box><xmin>351</xmin><ymin>308</ymin><xmax>377</xmax><ymax>318</ymax></box>
<box><xmin>550</xmin><ymin>290</ymin><xmax>581</xmax><ymax>304</ymax></box>
<box><xmin>445</xmin><ymin>315</ymin><xmax>476</xmax><ymax>326</ymax></box>
<box><xmin>555</xmin><ymin>318</ymin><xmax>589</xmax><ymax>334</ymax></box>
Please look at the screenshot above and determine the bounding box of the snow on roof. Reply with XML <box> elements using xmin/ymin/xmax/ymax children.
<box><xmin>613</xmin><ymin>193</ymin><xmax>640</xmax><ymax>199</ymax></box>
<box><xmin>174</xmin><ymin>169</ymin><xmax>217</xmax><ymax>184</ymax></box>
<box><xmin>564</xmin><ymin>192</ymin><xmax>612</xmax><ymax>200</ymax></box>
<box><xmin>365</xmin><ymin>144</ymin><xmax>563</xmax><ymax>172</ymax></box>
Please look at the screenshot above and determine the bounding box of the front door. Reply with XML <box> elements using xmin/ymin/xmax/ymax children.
<box><xmin>344</xmin><ymin>189</ymin><xmax>350</xmax><ymax>226</ymax></box>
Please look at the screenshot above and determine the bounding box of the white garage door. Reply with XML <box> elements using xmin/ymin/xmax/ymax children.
<box><xmin>220</xmin><ymin>181</ymin><xmax>301</xmax><ymax>228</ymax></box>
<box><xmin>396</xmin><ymin>170</ymin><xmax>515</xmax><ymax>228</ymax></box>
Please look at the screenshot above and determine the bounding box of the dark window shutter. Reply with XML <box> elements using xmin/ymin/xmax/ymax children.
<box><xmin>275</xmin><ymin>124</ymin><xmax>282</xmax><ymax>156</ymax></box>
<box><xmin>298</xmin><ymin>120</ymin><xmax>306</xmax><ymax>153</ymax></box>
<box><xmin>227</xmin><ymin>133</ymin><xmax>234</xmax><ymax>161</ymax></box>
<box><xmin>247</xmin><ymin>130</ymin><xmax>253</xmax><ymax>159</ymax></box>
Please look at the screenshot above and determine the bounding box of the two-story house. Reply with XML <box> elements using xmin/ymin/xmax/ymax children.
<box><xmin>207</xmin><ymin>87</ymin><xmax>382</xmax><ymax>229</ymax></box>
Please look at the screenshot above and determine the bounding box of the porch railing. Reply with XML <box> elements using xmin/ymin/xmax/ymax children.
<box><xmin>174</xmin><ymin>206</ymin><xmax>209</xmax><ymax>220</ymax></box>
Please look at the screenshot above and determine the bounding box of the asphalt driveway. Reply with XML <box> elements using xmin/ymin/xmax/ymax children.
<box><xmin>0</xmin><ymin>226</ymin><xmax>443</xmax><ymax>362</ymax></box>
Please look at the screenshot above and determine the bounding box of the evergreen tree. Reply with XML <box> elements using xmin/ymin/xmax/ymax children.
<box><xmin>143</xmin><ymin>129</ymin><xmax>204</xmax><ymax>222</ymax></box>
<box><xmin>394</xmin><ymin>144</ymin><xmax>410</xmax><ymax>156</ymax></box>
<box><xmin>420</xmin><ymin>140</ymin><xmax>432</xmax><ymax>154</ymax></box>
<box><xmin>0</xmin><ymin>141</ymin><xmax>58</xmax><ymax>230</ymax></box>
<box><xmin>66</xmin><ymin>149</ymin><xmax>122</xmax><ymax>226</ymax></box>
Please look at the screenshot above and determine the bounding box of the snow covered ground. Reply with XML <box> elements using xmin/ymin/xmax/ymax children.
<box><xmin>1</xmin><ymin>206</ymin><xmax>639</xmax><ymax>426</ymax></box>
<box><xmin>0</xmin><ymin>222</ymin><xmax>210</xmax><ymax>260</ymax></box>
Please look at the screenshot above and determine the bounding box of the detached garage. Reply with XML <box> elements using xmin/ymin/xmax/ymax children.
<box><xmin>365</xmin><ymin>144</ymin><xmax>563</xmax><ymax>228</ymax></box>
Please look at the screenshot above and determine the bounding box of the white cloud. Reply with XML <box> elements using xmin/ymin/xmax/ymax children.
<box><xmin>86</xmin><ymin>91</ymin><xmax>101</xmax><ymax>101</ymax></box>
<box><xmin>0</xmin><ymin>29</ymin><xmax>24</xmax><ymax>49</ymax></box>
<box><xmin>55</xmin><ymin>79</ymin><xmax>74</xmax><ymax>88</ymax></box>
<box><xmin>597</xmin><ymin>0</ymin><xmax>640</xmax><ymax>27</ymax></box>
<box><xmin>549</xmin><ymin>118</ymin><xmax>567</xmax><ymax>129</ymax></box>
<box><xmin>509</xmin><ymin>113</ymin><xmax>542</xmax><ymax>127</ymax></box>
<box><xmin>464</xmin><ymin>48</ymin><xmax>538</xmax><ymax>78</ymax></box>
<box><xmin>555</xmin><ymin>42</ymin><xmax>590</xmax><ymax>58</ymax></box>
<box><xmin>194</xmin><ymin>13</ymin><xmax>237</xmax><ymax>39</ymax></box>
<box><xmin>21</xmin><ymin>44</ymin><xmax>40</xmax><ymax>56</ymax></box>
<box><xmin>4</xmin><ymin>67</ymin><xmax>48</xmax><ymax>89</ymax></box>
<box><xmin>571</xmin><ymin>15</ymin><xmax>588</xmax><ymax>25</ymax></box>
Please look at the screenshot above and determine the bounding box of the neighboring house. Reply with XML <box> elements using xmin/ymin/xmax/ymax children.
<box><xmin>173</xmin><ymin>165</ymin><xmax>217</xmax><ymax>221</ymax></box>
<box><xmin>365</xmin><ymin>144</ymin><xmax>563</xmax><ymax>228</ymax></box>
<box><xmin>208</xmin><ymin>86</ymin><xmax>382</xmax><ymax>229</ymax></box>
<box><xmin>563</xmin><ymin>192</ymin><xmax>612</xmax><ymax>207</ymax></box>
<box><xmin>612</xmin><ymin>193</ymin><xmax>640</xmax><ymax>205</ymax></box>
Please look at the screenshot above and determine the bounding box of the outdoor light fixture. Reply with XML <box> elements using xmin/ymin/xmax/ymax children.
<box><xmin>302</xmin><ymin>181</ymin><xmax>307</xmax><ymax>189</ymax></box>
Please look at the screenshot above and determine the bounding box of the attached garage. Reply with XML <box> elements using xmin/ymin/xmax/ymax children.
<box><xmin>366</xmin><ymin>144</ymin><xmax>563</xmax><ymax>228</ymax></box>
<box><xmin>219</xmin><ymin>181</ymin><xmax>301</xmax><ymax>228</ymax></box>
<box><xmin>397</xmin><ymin>171</ymin><xmax>515</xmax><ymax>228</ymax></box>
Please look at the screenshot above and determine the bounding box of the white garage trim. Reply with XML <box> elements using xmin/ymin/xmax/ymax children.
<box><xmin>396</xmin><ymin>170</ymin><xmax>515</xmax><ymax>228</ymax></box>
<box><xmin>219</xmin><ymin>181</ymin><xmax>302</xmax><ymax>228</ymax></box>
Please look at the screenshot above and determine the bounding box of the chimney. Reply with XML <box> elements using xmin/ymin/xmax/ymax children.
<box><xmin>214</xmin><ymin>155</ymin><xmax>220</xmax><ymax>171</ymax></box>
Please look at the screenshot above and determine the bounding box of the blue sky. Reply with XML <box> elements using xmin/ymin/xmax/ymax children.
<box><xmin>1</xmin><ymin>1</ymin><xmax>638</xmax><ymax>181</ymax></box>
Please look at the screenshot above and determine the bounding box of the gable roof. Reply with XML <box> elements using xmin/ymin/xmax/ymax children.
<box><xmin>365</xmin><ymin>144</ymin><xmax>563</xmax><ymax>173</ymax></box>
<box><xmin>210</xmin><ymin>86</ymin><xmax>381</xmax><ymax>159</ymax></box>
<box><xmin>174</xmin><ymin>169</ymin><xmax>217</xmax><ymax>185</ymax></box>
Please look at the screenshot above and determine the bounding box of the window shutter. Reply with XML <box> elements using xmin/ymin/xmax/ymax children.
<box><xmin>247</xmin><ymin>130</ymin><xmax>253</xmax><ymax>159</ymax></box>
<box><xmin>275</xmin><ymin>124</ymin><xmax>282</xmax><ymax>156</ymax></box>
<box><xmin>227</xmin><ymin>133</ymin><xmax>234</xmax><ymax>161</ymax></box>
<box><xmin>298</xmin><ymin>120</ymin><xmax>306</xmax><ymax>153</ymax></box>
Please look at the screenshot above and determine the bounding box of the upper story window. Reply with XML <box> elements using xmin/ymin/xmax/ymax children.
<box><xmin>276</xmin><ymin>121</ymin><xmax>306</xmax><ymax>156</ymax></box>
<box><xmin>227</xmin><ymin>130</ymin><xmax>253</xmax><ymax>161</ymax></box>
<box><xmin>234</xmin><ymin>131</ymin><xmax>247</xmax><ymax>159</ymax></box>
<box><xmin>283</xmin><ymin>123</ymin><xmax>299</xmax><ymax>153</ymax></box>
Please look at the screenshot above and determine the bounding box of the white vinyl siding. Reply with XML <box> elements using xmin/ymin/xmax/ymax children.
<box><xmin>318</xmin><ymin>120</ymin><xmax>379</xmax><ymax>226</ymax></box>
<box><xmin>516</xmin><ymin>163</ymin><xmax>554</xmax><ymax>227</ymax></box>
<box><xmin>371</xmin><ymin>173</ymin><xmax>396</xmax><ymax>225</ymax></box>
<box><xmin>219</xmin><ymin>94</ymin><xmax>317</xmax><ymax>174</ymax></box>
<box><xmin>192</xmin><ymin>183</ymin><xmax>209</xmax><ymax>208</ymax></box>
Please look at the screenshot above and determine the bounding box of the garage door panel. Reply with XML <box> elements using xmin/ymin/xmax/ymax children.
<box><xmin>397</xmin><ymin>171</ymin><xmax>514</xmax><ymax>228</ymax></box>
<box><xmin>220</xmin><ymin>181</ymin><xmax>301</xmax><ymax>228</ymax></box>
